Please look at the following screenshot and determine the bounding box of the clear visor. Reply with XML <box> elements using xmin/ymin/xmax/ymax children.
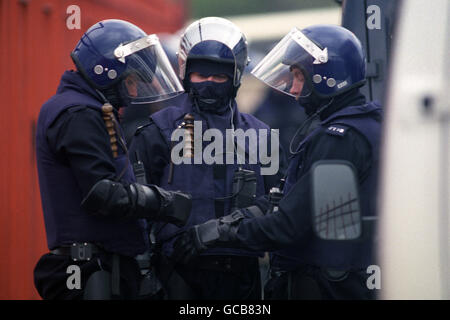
<box><xmin>117</xmin><ymin>35</ymin><xmax>184</xmax><ymax>104</ymax></box>
<box><xmin>251</xmin><ymin>28</ymin><xmax>328</xmax><ymax>99</ymax></box>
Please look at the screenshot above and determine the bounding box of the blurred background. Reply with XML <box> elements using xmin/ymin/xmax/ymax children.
<box><xmin>0</xmin><ymin>0</ymin><xmax>396</xmax><ymax>299</ymax></box>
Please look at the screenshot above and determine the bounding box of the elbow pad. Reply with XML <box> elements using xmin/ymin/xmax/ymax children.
<box><xmin>80</xmin><ymin>179</ymin><xmax>160</xmax><ymax>219</ymax></box>
<box><xmin>81</xmin><ymin>179</ymin><xmax>192</xmax><ymax>226</ymax></box>
<box><xmin>128</xmin><ymin>183</ymin><xmax>161</xmax><ymax>218</ymax></box>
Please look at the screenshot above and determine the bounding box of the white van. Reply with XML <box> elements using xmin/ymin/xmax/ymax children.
<box><xmin>377</xmin><ymin>0</ymin><xmax>449</xmax><ymax>299</ymax></box>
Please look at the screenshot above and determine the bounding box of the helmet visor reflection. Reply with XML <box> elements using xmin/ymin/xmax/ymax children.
<box><xmin>251</xmin><ymin>28</ymin><xmax>327</xmax><ymax>99</ymax></box>
<box><xmin>119</xmin><ymin>36</ymin><xmax>184</xmax><ymax>104</ymax></box>
<box><xmin>178</xmin><ymin>17</ymin><xmax>248</xmax><ymax>86</ymax></box>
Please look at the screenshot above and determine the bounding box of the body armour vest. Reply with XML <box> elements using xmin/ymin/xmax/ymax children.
<box><xmin>151</xmin><ymin>96</ymin><xmax>271</xmax><ymax>258</ymax></box>
<box><xmin>36</xmin><ymin>71</ymin><xmax>147</xmax><ymax>257</ymax></box>
<box><xmin>271</xmin><ymin>102</ymin><xmax>382</xmax><ymax>271</ymax></box>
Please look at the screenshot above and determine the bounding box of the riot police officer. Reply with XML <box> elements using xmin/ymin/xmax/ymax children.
<box><xmin>34</xmin><ymin>19</ymin><xmax>191</xmax><ymax>300</ymax></box>
<box><xmin>173</xmin><ymin>25</ymin><xmax>383</xmax><ymax>300</ymax></box>
<box><xmin>129</xmin><ymin>17</ymin><xmax>285</xmax><ymax>300</ymax></box>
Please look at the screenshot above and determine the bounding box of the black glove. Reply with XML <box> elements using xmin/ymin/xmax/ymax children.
<box><xmin>151</xmin><ymin>185</ymin><xmax>192</xmax><ymax>227</ymax></box>
<box><xmin>172</xmin><ymin>210</ymin><xmax>245</xmax><ymax>264</ymax></box>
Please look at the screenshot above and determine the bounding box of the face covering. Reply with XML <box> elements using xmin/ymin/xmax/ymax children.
<box><xmin>100</xmin><ymin>85</ymin><xmax>123</xmax><ymax>109</ymax></box>
<box><xmin>298</xmin><ymin>92</ymin><xmax>323</xmax><ymax>116</ymax></box>
<box><xmin>189</xmin><ymin>80</ymin><xmax>234</xmax><ymax>115</ymax></box>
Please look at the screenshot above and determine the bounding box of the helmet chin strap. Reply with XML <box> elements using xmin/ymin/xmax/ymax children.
<box><xmin>297</xmin><ymin>89</ymin><xmax>324</xmax><ymax>116</ymax></box>
<box><xmin>289</xmin><ymin>97</ymin><xmax>334</xmax><ymax>155</ymax></box>
<box><xmin>97</xmin><ymin>85</ymin><xmax>124</xmax><ymax>109</ymax></box>
<box><xmin>95</xmin><ymin>89</ymin><xmax>108</xmax><ymax>104</ymax></box>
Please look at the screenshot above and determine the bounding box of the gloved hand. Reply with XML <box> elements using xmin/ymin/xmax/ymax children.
<box><xmin>150</xmin><ymin>185</ymin><xmax>192</xmax><ymax>227</ymax></box>
<box><xmin>172</xmin><ymin>210</ymin><xmax>245</xmax><ymax>264</ymax></box>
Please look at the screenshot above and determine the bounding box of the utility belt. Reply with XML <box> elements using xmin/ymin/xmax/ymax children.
<box><xmin>183</xmin><ymin>255</ymin><xmax>258</xmax><ymax>274</ymax></box>
<box><xmin>50</xmin><ymin>242</ymin><xmax>123</xmax><ymax>299</ymax></box>
<box><xmin>50</xmin><ymin>242</ymin><xmax>102</xmax><ymax>261</ymax></box>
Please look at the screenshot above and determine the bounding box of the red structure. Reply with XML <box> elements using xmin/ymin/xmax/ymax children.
<box><xmin>0</xmin><ymin>0</ymin><xmax>188</xmax><ymax>300</ymax></box>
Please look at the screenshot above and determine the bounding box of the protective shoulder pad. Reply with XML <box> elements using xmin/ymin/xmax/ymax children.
<box><xmin>325</xmin><ymin>124</ymin><xmax>350</xmax><ymax>137</ymax></box>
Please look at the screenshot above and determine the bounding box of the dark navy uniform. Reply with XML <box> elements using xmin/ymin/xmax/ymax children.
<box><xmin>34</xmin><ymin>19</ymin><xmax>191</xmax><ymax>300</ymax></box>
<box><xmin>236</xmin><ymin>91</ymin><xmax>382</xmax><ymax>299</ymax></box>
<box><xmin>172</xmin><ymin>90</ymin><xmax>383</xmax><ymax>300</ymax></box>
<box><xmin>172</xmin><ymin>23</ymin><xmax>383</xmax><ymax>300</ymax></box>
<box><xmin>34</xmin><ymin>70</ymin><xmax>146</xmax><ymax>299</ymax></box>
<box><xmin>128</xmin><ymin>16</ymin><xmax>289</xmax><ymax>300</ymax></box>
<box><xmin>129</xmin><ymin>95</ymin><xmax>285</xmax><ymax>299</ymax></box>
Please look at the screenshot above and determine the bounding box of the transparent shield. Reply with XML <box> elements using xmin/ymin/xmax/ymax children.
<box><xmin>120</xmin><ymin>37</ymin><xmax>184</xmax><ymax>104</ymax></box>
<box><xmin>251</xmin><ymin>28</ymin><xmax>327</xmax><ymax>99</ymax></box>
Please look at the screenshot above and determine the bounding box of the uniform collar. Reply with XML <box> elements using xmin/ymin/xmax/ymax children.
<box><xmin>319</xmin><ymin>89</ymin><xmax>366</xmax><ymax>121</ymax></box>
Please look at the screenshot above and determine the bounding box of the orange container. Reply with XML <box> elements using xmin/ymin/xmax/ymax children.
<box><xmin>0</xmin><ymin>0</ymin><xmax>187</xmax><ymax>300</ymax></box>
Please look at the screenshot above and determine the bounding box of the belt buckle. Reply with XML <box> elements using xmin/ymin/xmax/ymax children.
<box><xmin>70</xmin><ymin>243</ymin><xmax>93</xmax><ymax>261</ymax></box>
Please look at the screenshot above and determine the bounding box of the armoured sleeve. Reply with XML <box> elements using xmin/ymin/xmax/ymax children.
<box><xmin>80</xmin><ymin>179</ymin><xmax>191</xmax><ymax>226</ymax></box>
<box><xmin>48</xmin><ymin>107</ymin><xmax>192</xmax><ymax>224</ymax></box>
<box><xmin>234</xmin><ymin>128</ymin><xmax>372</xmax><ymax>251</ymax></box>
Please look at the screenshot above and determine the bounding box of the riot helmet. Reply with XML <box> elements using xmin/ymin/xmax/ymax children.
<box><xmin>251</xmin><ymin>25</ymin><xmax>366</xmax><ymax>111</ymax></box>
<box><xmin>177</xmin><ymin>17</ymin><xmax>249</xmax><ymax>98</ymax></box>
<box><xmin>71</xmin><ymin>19</ymin><xmax>184</xmax><ymax>108</ymax></box>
